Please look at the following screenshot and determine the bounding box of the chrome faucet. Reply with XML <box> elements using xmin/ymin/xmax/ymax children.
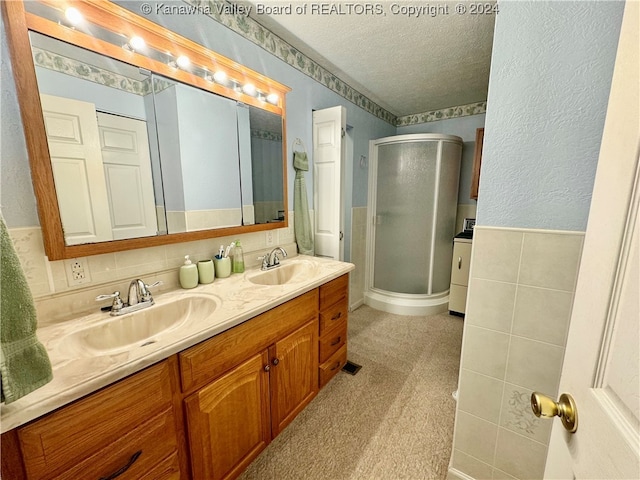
<box><xmin>96</xmin><ymin>279</ymin><xmax>162</xmax><ymax>316</ymax></box>
<box><xmin>260</xmin><ymin>247</ymin><xmax>288</xmax><ymax>270</ymax></box>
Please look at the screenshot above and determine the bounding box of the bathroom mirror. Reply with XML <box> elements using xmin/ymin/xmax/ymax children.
<box><xmin>3</xmin><ymin>0</ymin><xmax>290</xmax><ymax>260</ymax></box>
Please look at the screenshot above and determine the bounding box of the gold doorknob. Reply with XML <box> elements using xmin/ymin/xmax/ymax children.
<box><xmin>531</xmin><ymin>392</ymin><xmax>578</xmax><ymax>433</ymax></box>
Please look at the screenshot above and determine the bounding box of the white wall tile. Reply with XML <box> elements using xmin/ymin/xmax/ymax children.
<box><xmin>505</xmin><ymin>336</ymin><xmax>564</xmax><ymax>395</ymax></box>
<box><xmin>451</xmin><ymin>449</ymin><xmax>493</xmax><ymax>480</ymax></box>
<box><xmin>466</xmin><ymin>278</ymin><xmax>516</xmax><ymax>333</ymax></box>
<box><xmin>454</xmin><ymin>411</ymin><xmax>499</xmax><ymax>465</ymax></box>
<box><xmin>512</xmin><ymin>286</ymin><xmax>573</xmax><ymax>346</ymax></box>
<box><xmin>499</xmin><ymin>383</ymin><xmax>552</xmax><ymax>445</ymax></box>
<box><xmin>519</xmin><ymin>232</ymin><xmax>583</xmax><ymax>291</ymax></box>
<box><xmin>472</xmin><ymin>229</ymin><xmax>523</xmax><ymax>283</ymax></box>
<box><xmin>461</xmin><ymin>326</ymin><xmax>510</xmax><ymax>379</ymax></box>
<box><xmin>494</xmin><ymin>428</ymin><xmax>547</xmax><ymax>479</ymax></box>
<box><xmin>458</xmin><ymin>369</ymin><xmax>505</xmax><ymax>423</ymax></box>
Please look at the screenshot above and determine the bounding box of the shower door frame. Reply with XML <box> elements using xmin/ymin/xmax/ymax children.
<box><xmin>364</xmin><ymin>133</ymin><xmax>462</xmax><ymax>315</ymax></box>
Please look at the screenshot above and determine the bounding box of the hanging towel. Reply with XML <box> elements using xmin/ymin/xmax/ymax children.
<box><xmin>293</xmin><ymin>150</ymin><xmax>314</xmax><ymax>255</ymax></box>
<box><xmin>0</xmin><ymin>214</ymin><xmax>53</xmax><ymax>404</ymax></box>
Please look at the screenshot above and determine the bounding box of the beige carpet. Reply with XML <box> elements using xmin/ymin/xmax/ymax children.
<box><xmin>239</xmin><ymin>305</ymin><xmax>464</xmax><ymax>480</ymax></box>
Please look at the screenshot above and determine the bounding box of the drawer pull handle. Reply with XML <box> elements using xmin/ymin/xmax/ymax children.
<box><xmin>99</xmin><ymin>450</ymin><xmax>142</xmax><ymax>480</ymax></box>
<box><xmin>330</xmin><ymin>361</ymin><xmax>341</xmax><ymax>371</ymax></box>
<box><xmin>331</xmin><ymin>312</ymin><xmax>342</xmax><ymax>321</ymax></box>
<box><xmin>330</xmin><ymin>336</ymin><xmax>342</xmax><ymax>346</ymax></box>
<box><xmin>458</xmin><ymin>257</ymin><xmax>462</xmax><ymax>269</ymax></box>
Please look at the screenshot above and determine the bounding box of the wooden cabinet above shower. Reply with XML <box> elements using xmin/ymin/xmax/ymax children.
<box><xmin>470</xmin><ymin>128</ymin><xmax>484</xmax><ymax>200</ymax></box>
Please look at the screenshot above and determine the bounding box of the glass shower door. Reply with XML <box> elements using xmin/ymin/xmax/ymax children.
<box><xmin>372</xmin><ymin>141</ymin><xmax>438</xmax><ymax>295</ymax></box>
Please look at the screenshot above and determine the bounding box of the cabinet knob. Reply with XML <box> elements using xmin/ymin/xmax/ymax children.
<box><xmin>272</xmin><ymin>358</ymin><xmax>280</xmax><ymax>366</ymax></box>
<box><xmin>264</xmin><ymin>364</ymin><xmax>270</xmax><ymax>372</ymax></box>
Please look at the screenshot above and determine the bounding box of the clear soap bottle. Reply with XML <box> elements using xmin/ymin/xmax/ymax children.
<box><xmin>232</xmin><ymin>240</ymin><xmax>245</xmax><ymax>273</ymax></box>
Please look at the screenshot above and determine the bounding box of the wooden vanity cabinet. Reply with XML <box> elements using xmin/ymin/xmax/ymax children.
<box><xmin>180</xmin><ymin>290</ymin><xmax>319</xmax><ymax>480</ymax></box>
<box><xmin>318</xmin><ymin>274</ymin><xmax>349</xmax><ymax>388</ymax></box>
<box><xmin>9</xmin><ymin>358</ymin><xmax>187</xmax><ymax>480</ymax></box>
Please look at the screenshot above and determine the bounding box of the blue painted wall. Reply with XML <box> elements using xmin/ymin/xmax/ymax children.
<box><xmin>477</xmin><ymin>0</ymin><xmax>624</xmax><ymax>231</ymax></box>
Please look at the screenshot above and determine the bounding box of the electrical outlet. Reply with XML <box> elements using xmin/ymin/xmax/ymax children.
<box><xmin>65</xmin><ymin>258</ymin><xmax>91</xmax><ymax>286</ymax></box>
<box><xmin>265</xmin><ymin>230</ymin><xmax>274</xmax><ymax>246</ymax></box>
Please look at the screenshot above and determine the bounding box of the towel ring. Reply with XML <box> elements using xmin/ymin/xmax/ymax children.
<box><xmin>292</xmin><ymin>137</ymin><xmax>307</xmax><ymax>153</ymax></box>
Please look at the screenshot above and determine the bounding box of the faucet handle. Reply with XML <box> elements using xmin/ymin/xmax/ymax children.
<box><xmin>258</xmin><ymin>255</ymin><xmax>270</xmax><ymax>270</ymax></box>
<box><xmin>96</xmin><ymin>291</ymin><xmax>124</xmax><ymax>313</ymax></box>
<box><xmin>140</xmin><ymin>280</ymin><xmax>163</xmax><ymax>302</ymax></box>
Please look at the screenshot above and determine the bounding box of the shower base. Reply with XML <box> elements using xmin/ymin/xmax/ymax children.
<box><xmin>364</xmin><ymin>289</ymin><xmax>449</xmax><ymax>316</ymax></box>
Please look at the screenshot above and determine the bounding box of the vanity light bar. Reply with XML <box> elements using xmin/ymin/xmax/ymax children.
<box><xmin>32</xmin><ymin>0</ymin><xmax>290</xmax><ymax>113</ymax></box>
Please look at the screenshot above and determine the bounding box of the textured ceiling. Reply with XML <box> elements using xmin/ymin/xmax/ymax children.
<box><xmin>247</xmin><ymin>2</ymin><xmax>496</xmax><ymax>117</ymax></box>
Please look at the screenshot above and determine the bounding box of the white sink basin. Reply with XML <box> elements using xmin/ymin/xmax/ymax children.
<box><xmin>247</xmin><ymin>260</ymin><xmax>320</xmax><ymax>286</ymax></box>
<box><xmin>58</xmin><ymin>294</ymin><xmax>219</xmax><ymax>356</ymax></box>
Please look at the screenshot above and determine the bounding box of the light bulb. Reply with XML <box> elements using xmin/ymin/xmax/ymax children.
<box><xmin>242</xmin><ymin>83</ymin><xmax>256</xmax><ymax>96</ymax></box>
<box><xmin>266</xmin><ymin>93</ymin><xmax>279</xmax><ymax>105</ymax></box>
<box><xmin>176</xmin><ymin>55</ymin><xmax>190</xmax><ymax>69</ymax></box>
<box><xmin>213</xmin><ymin>70</ymin><xmax>227</xmax><ymax>83</ymax></box>
<box><xmin>64</xmin><ymin>7</ymin><xmax>83</xmax><ymax>25</ymax></box>
<box><xmin>128</xmin><ymin>36</ymin><xmax>146</xmax><ymax>51</ymax></box>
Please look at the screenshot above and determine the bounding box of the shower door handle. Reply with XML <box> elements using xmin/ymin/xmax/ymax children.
<box><xmin>339</xmin><ymin>231</ymin><xmax>344</xmax><ymax>240</ymax></box>
<box><xmin>458</xmin><ymin>257</ymin><xmax>462</xmax><ymax>269</ymax></box>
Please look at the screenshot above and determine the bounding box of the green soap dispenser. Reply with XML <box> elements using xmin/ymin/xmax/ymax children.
<box><xmin>232</xmin><ymin>240</ymin><xmax>245</xmax><ymax>273</ymax></box>
<box><xmin>179</xmin><ymin>255</ymin><xmax>198</xmax><ymax>289</ymax></box>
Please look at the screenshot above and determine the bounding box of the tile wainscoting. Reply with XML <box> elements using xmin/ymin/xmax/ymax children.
<box><xmin>9</xmin><ymin>212</ymin><xmax>297</xmax><ymax>327</ymax></box>
<box><xmin>449</xmin><ymin>226</ymin><xmax>584</xmax><ymax>480</ymax></box>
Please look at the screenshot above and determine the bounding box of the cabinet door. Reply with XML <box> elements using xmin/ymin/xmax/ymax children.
<box><xmin>450</xmin><ymin>241</ymin><xmax>472</xmax><ymax>286</ymax></box>
<box><xmin>269</xmin><ymin>320</ymin><xmax>318</xmax><ymax>437</ymax></box>
<box><xmin>270</xmin><ymin>320</ymin><xmax>319</xmax><ymax>436</ymax></box>
<box><xmin>184</xmin><ymin>351</ymin><xmax>271</xmax><ymax>480</ymax></box>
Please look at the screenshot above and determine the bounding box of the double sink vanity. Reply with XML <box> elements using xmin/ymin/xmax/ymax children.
<box><xmin>1</xmin><ymin>255</ymin><xmax>354</xmax><ymax>480</ymax></box>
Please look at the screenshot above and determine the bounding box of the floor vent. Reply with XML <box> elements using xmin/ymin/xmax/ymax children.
<box><xmin>342</xmin><ymin>360</ymin><xmax>362</xmax><ymax>375</ymax></box>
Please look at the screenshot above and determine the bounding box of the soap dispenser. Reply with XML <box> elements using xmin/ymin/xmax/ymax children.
<box><xmin>232</xmin><ymin>240</ymin><xmax>245</xmax><ymax>273</ymax></box>
<box><xmin>179</xmin><ymin>255</ymin><xmax>198</xmax><ymax>289</ymax></box>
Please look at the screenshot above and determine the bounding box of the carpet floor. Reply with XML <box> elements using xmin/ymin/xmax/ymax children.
<box><xmin>238</xmin><ymin>304</ymin><xmax>464</xmax><ymax>480</ymax></box>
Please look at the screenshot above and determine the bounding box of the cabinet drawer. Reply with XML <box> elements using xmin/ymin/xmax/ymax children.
<box><xmin>53</xmin><ymin>409</ymin><xmax>179</xmax><ymax>480</ymax></box>
<box><xmin>319</xmin><ymin>273</ymin><xmax>349</xmax><ymax>308</ymax></box>
<box><xmin>141</xmin><ymin>452</ymin><xmax>182</xmax><ymax>480</ymax></box>
<box><xmin>319</xmin><ymin>344</ymin><xmax>347</xmax><ymax>389</ymax></box>
<box><xmin>319</xmin><ymin>296</ymin><xmax>348</xmax><ymax>336</ymax></box>
<box><xmin>18</xmin><ymin>361</ymin><xmax>174</xmax><ymax>479</ymax></box>
<box><xmin>319</xmin><ymin>322</ymin><xmax>347</xmax><ymax>363</ymax></box>
<box><xmin>180</xmin><ymin>289</ymin><xmax>319</xmax><ymax>393</ymax></box>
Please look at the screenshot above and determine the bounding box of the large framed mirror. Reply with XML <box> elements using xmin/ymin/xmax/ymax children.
<box><xmin>2</xmin><ymin>0</ymin><xmax>290</xmax><ymax>260</ymax></box>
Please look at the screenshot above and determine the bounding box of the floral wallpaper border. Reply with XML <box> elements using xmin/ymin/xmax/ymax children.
<box><xmin>32</xmin><ymin>47</ymin><xmax>151</xmax><ymax>96</ymax></box>
<box><xmin>251</xmin><ymin>129</ymin><xmax>282</xmax><ymax>141</ymax></box>
<box><xmin>186</xmin><ymin>0</ymin><xmax>486</xmax><ymax>126</ymax></box>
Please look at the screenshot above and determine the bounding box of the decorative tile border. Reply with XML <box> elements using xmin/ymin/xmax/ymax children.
<box><xmin>396</xmin><ymin>102</ymin><xmax>487</xmax><ymax>126</ymax></box>
<box><xmin>32</xmin><ymin>47</ymin><xmax>151</xmax><ymax>96</ymax></box>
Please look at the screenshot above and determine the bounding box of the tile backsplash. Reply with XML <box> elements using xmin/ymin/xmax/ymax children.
<box><xmin>449</xmin><ymin>226</ymin><xmax>584</xmax><ymax>480</ymax></box>
<box><xmin>9</xmin><ymin>212</ymin><xmax>297</xmax><ymax>327</ymax></box>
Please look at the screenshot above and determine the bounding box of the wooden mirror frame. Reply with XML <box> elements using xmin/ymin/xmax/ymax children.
<box><xmin>2</xmin><ymin>0</ymin><xmax>290</xmax><ymax>260</ymax></box>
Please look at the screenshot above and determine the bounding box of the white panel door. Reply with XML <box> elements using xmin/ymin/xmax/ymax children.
<box><xmin>545</xmin><ymin>3</ymin><xmax>639</xmax><ymax>478</ymax></box>
<box><xmin>97</xmin><ymin>112</ymin><xmax>158</xmax><ymax>240</ymax></box>
<box><xmin>40</xmin><ymin>94</ymin><xmax>112</xmax><ymax>245</ymax></box>
<box><xmin>313</xmin><ymin>106</ymin><xmax>346</xmax><ymax>260</ymax></box>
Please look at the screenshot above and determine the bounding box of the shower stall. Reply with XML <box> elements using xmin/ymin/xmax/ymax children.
<box><xmin>364</xmin><ymin>134</ymin><xmax>463</xmax><ymax>316</ymax></box>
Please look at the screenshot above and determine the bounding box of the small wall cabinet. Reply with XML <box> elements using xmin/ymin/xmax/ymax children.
<box><xmin>449</xmin><ymin>238</ymin><xmax>473</xmax><ymax>315</ymax></box>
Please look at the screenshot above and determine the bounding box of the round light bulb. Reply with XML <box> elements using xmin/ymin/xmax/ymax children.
<box><xmin>242</xmin><ymin>83</ymin><xmax>256</xmax><ymax>96</ymax></box>
<box><xmin>129</xmin><ymin>36</ymin><xmax>146</xmax><ymax>51</ymax></box>
<box><xmin>176</xmin><ymin>55</ymin><xmax>190</xmax><ymax>69</ymax></box>
<box><xmin>64</xmin><ymin>7</ymin><xmax>83</xmax><ymax>25</ymax></box>
<box><xmin>213</xmin><ymin>70</ymin><xmax>227</xmax><ymax>83</ymax></box>
<box><xmin>266</xmin><ymin>93</ymin><xmax>279</xmax><ymax>105</ymax></box>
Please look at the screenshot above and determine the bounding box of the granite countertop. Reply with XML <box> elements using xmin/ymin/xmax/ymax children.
<box><xmin>1</xmin><ymin>255</ymin><xmax>355</xmax><ymax>433</ymax></box>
